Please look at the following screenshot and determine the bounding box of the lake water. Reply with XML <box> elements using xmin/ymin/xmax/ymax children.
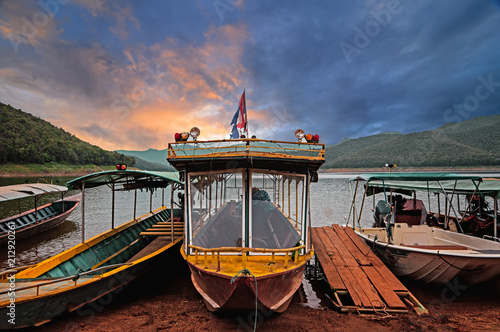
<box><xmin>1</xmin><ymin>172</ymin><xmax>498</xmax><ymax>269</ymax></box>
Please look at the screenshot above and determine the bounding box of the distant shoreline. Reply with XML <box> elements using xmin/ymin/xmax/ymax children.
<box><xmin>1</xmin><ymin>165</ymin><xmax>499</xmax><ymax>178</ymax></box>
<box><xmin>320</xmin><ymin>167</ymin><xmax>500</xmax><ymax>174</ymax></box>
<box><xmin>0</xmin><ymin>164</ymin><xmax>120</xmax><ymax>178</ymax></box>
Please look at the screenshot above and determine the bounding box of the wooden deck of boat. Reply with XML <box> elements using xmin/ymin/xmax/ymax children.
<box><xmin>311</xmin><ymin>224</ymin><xmax>427</xmax><ymax>314</ymax></box>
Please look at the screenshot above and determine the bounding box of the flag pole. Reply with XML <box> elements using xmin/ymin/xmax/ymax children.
<box><xmin>244</xmin><ymin>89</ymin><xmax>248</xmax><ymax>137</ymax></box>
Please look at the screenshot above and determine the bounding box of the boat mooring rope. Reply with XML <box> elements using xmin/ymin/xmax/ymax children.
<box><xmin>231</xmin><ymin>269</ymin><xmax>258</xmax><ymax>332</ymax></box>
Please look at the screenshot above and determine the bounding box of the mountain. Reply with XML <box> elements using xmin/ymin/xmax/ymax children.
<box><xmin>117</xmin><ymin>148</ymin><xmax>176</xmax><ymax>171</ymax></box>
<box><xmin>0</xmin><ymin>102</ymin><xmax>135</xmax><ymax>166</ymax></box>
<box><xmin>323</xmin><ymin>115</ymin><xmax>500</xmax><ymax>169</ymax></box>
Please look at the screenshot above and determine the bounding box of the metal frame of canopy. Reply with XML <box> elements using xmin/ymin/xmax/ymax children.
<box><xmin>348</xmin><ymin>173</ymin><xmax>499</xmax><ymax>240</ymax></box>
<box><xmin>66</xmin><ymin>170</ymin><xmax>183</xmax><ymax>243</ymax></box>
<box><xmin>0</xmin><ymin>183</ymin><xmax>68</xmax><ymax>223</ymax></box>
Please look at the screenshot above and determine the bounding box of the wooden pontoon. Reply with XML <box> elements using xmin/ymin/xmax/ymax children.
<box><xmin>311</xmin><ymin>224</ymin><xmax>426</xmax><ymax>314</ymax></box>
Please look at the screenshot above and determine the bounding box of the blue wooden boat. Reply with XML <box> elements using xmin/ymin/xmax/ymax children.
<box><xmin>0</xmin><ymin>183</ymin><xmax>80</xmax><ymax>245</ymax></box>
<box><xmin>0</xmin><ymin>170</ymin><xmax>183</xmax><ymax>328</ymax></box>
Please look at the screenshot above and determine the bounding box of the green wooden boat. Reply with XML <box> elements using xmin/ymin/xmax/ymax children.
<box><xmin>0</xmin><ymin>170</ymin><xmax>183</xmax><ymax>329</ymax></box>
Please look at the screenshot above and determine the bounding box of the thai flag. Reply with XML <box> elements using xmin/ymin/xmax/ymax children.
<box><xmin>230</xmin><ymin>91</ymin><xmax>247</xmax><ymax>138</ymax></box>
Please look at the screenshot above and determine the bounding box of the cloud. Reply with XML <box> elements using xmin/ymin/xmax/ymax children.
<box><xmin>1</xmin><ymin>0</ymin><xmax>500</xmax><ymax>152</ymax></box>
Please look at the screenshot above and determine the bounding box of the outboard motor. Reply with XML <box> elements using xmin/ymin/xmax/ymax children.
<box><xmin>374</xmin><ymin>200</ymin><xmax>391</xmax><ymax>227</ymax></box>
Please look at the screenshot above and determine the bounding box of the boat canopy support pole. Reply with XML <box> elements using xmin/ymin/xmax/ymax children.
<box><xmin>81</xmin><ymin>181</ymin><xmax>85</xmax><ymax>243</ymax></box>
<box><xmin>171</xmin><ymin>183</ymin><xmax>174</xmax><ymax>243</ymax></box>
<box><xmin>347</xmin><ymin>180</ymin><xmax>359</xmax><ymax>229</ymax></box>
<box><xmin>111</xmin><ymin>182</ymin><xmax>115</xmax><ymax>229</ymax></box>
<box><xmin>150</xmin><ymin>189</ymin><xmax>153</xmax><ymax>213</ymax></box>
<box><xmin>133</xmin><ymin>189</ymin><xmax>137</xmax><ymax>220</ymax></box>
<box><xmin>357</xmin><ymin>184</ymin><xmax>368</xmax><ymax>228</ymax></box>
<box><xmin>162</xmin><ymin>187</ymin><xmax>165</xmax><ymax>207</ymax></box>
<box><xmin>35</xmin><ymin>195</ymin><xmax>38</xmax><ymax>223</ymax></box>
<box><xmin>494</xmin><ymin>197</ymin><xmax>498</xmax><ymax>239</ymax></box>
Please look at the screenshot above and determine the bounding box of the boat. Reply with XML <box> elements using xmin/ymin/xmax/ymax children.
<box><xmin>348</xmin><ymin>173</ymin><xmax>500</xmax><ymax>285</ymax></box>
<box><xmin>167</xmin><ymin>128</ymin><xmax>325</xmax><ymax>313</ymax></box>
<box><xmin>0</xmin><ymin>170</ymin><xmax>183</xmax><ymax>329</ymax></box>
<box><xmin>0</xmin><ymin>183</ymin><xmax>80</xmax><ymax>245</ymax></box>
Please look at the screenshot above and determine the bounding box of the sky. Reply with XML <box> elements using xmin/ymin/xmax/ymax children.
<box><xmin>1</xmin><ymin>0</ymin><xmax>500</xmax><ymax>151</ymax></box>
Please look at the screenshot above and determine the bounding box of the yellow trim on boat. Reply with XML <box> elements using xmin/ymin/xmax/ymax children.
<box><xmin>16</xmin><ymin>207</ymin><xmax>167</xmax><ymax>278</ymax></box>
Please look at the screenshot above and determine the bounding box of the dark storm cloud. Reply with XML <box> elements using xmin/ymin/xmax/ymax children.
<box><xmin>0</xmin><ymin>0</ymin><xmax>499</xmax><ymax>148</ymax></box>
<box><xmin>240</xmin><ymin>0</ymin><xmax>500</xmax><ymax>143</ymax></box>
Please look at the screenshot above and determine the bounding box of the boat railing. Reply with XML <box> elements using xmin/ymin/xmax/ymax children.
<box><xmin>168</xmin><ymin>139</ymin><xmax>325</xmax><ymax>160</ymax></box>
<box><xmin>0</xmin><ymin>263</ymin><xmax>132</xmax><ymax>296</ymax></box>
<box><xmin>187</xmin><ymin>244</ymin><xmax>307</xmax><ymax>271</ymax></box>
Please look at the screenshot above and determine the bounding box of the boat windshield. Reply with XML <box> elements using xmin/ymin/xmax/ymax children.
<box><xmin>190</xmin><ymin>170</ymin><xmax>244</xmax><ymax>248</ymax></box>
<box><xmin>250</xmin><ymin>171</ymin><xmax>304</xmax><ymax>249</ymax></box>
<box><xmin>188</xmin><ymin>170</ymin><xmax>306</xmax><ymax>250</ymax></box>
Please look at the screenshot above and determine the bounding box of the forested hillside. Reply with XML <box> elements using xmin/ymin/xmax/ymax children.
<box><xmin>323</xmin><ymin>114</ymin><xmax>500</xmax><ymax>169</ymax></box>
<box><xmin>0</xmin><ymin>102</ymin><xmax>135</xmax><ymax>166</ymax></box>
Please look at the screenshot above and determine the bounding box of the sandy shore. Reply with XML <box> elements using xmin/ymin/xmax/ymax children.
<box><xmin>32</xmin><ymin>260</ymin><xmax>500</xmax><ymax>332</ymax></box>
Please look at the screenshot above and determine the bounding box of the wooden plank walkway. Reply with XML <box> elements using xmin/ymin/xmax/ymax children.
<box><xmin>311</xmin><ymin>224</ymin><xmax>427</xmax><ymax>314</ymax></box>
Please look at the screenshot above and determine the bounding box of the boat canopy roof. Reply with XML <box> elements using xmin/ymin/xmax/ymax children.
<box><xmin>350</xmin><ymin>173</ymin><xmax>483</xmax><ymax>183</ymax></box>
<box><xmin>350</xmin><ymin>173</ymin><xmax>500</xmax><ymax>198</ymax></box>
<box><xmin>66</xmin><ymin>170</ymin><xmax>181</xmax><ymax>190</ymax></box>
<box><xmin>168</xmin><ymin>138</ymin><xmax>325</xmax><ymax>173</ymax></box>
<box><xmin>0</xmin><ymin>183</ymin><xmax>67</xmax><ymax>203</ymax></box>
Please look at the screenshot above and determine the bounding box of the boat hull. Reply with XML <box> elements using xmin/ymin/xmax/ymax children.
<box><xmin>187</xmin><ymin>260</ymin><xmax>305</xmax><ymax>313</ymax></box>
<box><xmin>358</xmin><ymin>232</ymin><xmax>500</xmax><ymax>285</ymax></box>
<box><xmin>0</xmin><ymin>238</ymin><xmax>182</xmax><ymax>329</ymax></box>
<box><xmin>0</xmin><ymin>195</ymin><xmax>80</xmax><ymax>245</ymax></box>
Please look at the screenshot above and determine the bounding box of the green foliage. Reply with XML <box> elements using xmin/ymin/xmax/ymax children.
<box><xmin>324</xmin><ymin>115</ymin><xmax>500</xmax><ymax>169</ymax></box>
<box><xmin>0</xmin><ymin>102</ymin><xmax>135</xmax><ymax>166</ymax></box>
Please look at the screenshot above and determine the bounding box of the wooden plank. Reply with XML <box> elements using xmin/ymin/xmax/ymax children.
<box><xmin>315</xmin><ymin>228</ymin><xmax>344</xmax><ymax>266</ymax></box>
<box><xmin>343</xmin><ymin>226</ymin><xmax>375</xmax><ymax>256</ymax></box>
<box><xmin>348</xmin><ymin>266</ymin><xmax>383</xmax><ymax>308</ymax></box>
<box><xmin>332</xmin><ymin>225</ymin><xmax>371</xmax><ymax>266</ymax></box>
<box><xmin>362</xmin><ymin>266</ymin><xmax>406</xmax><ymax>309</ymax></box>
<box><xmin>335</xmin><ymin>265</ymin><xmax>368</xmax><ymax>307</ymax></box>
<box><xmin>310</xmin><ymin>228</ymin><xmax>345</xmax><ymax>290</ymax></box>
<box><xmin>322</xmin><ymin>226</ymin><xmax>358</xmax><ymax>267</ymax></box>
<box><xmin>342</xmin><ymin>227</ymin><xmax>408</xmax><ymax>292</ymax></box>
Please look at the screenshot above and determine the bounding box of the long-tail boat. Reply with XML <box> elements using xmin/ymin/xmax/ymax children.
<box><xmin>0</xmin><ymin>170</ymin><xmax>183</xmax><ymax>328</ymax></box>
<box><xmin>0</xmin><ymin>183</ymin><xmax>80</xmax><ymax>245</ymax></box>
<box><xmin>167</xmin><ymin>128</ymin><xmax>325</xmax><ymax>312</ymax></box>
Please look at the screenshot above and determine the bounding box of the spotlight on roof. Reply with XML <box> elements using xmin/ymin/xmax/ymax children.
<box><xmin>295</xmin><ymin>129</ymin><xmax>305</xmax><ymax>142</ymax></box>
<box><xmin>190</xmin><ymin>127</ymin><xmax>201</xmax><ymax>140</ymax></box>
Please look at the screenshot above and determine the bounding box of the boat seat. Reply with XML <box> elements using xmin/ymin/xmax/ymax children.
<box><xmin>405</xmin><ymin>245</ymin><xmax>468</xmax><ymax>250</ymax></box>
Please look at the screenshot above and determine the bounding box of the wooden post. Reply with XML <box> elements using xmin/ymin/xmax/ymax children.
<box><xmin>81</xmin><ymin>182</ymin><xmax>85</xmax><ymax>244</ymax></box>
<box><xmin>242</xmin><ymin>251</ymin><xmax>247</xmax><ymax>270</ymax></box>
<box><xmin>284</xmin><ymin>251</ymin><xmax>289</xmax><ymax>269</ymax></box>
